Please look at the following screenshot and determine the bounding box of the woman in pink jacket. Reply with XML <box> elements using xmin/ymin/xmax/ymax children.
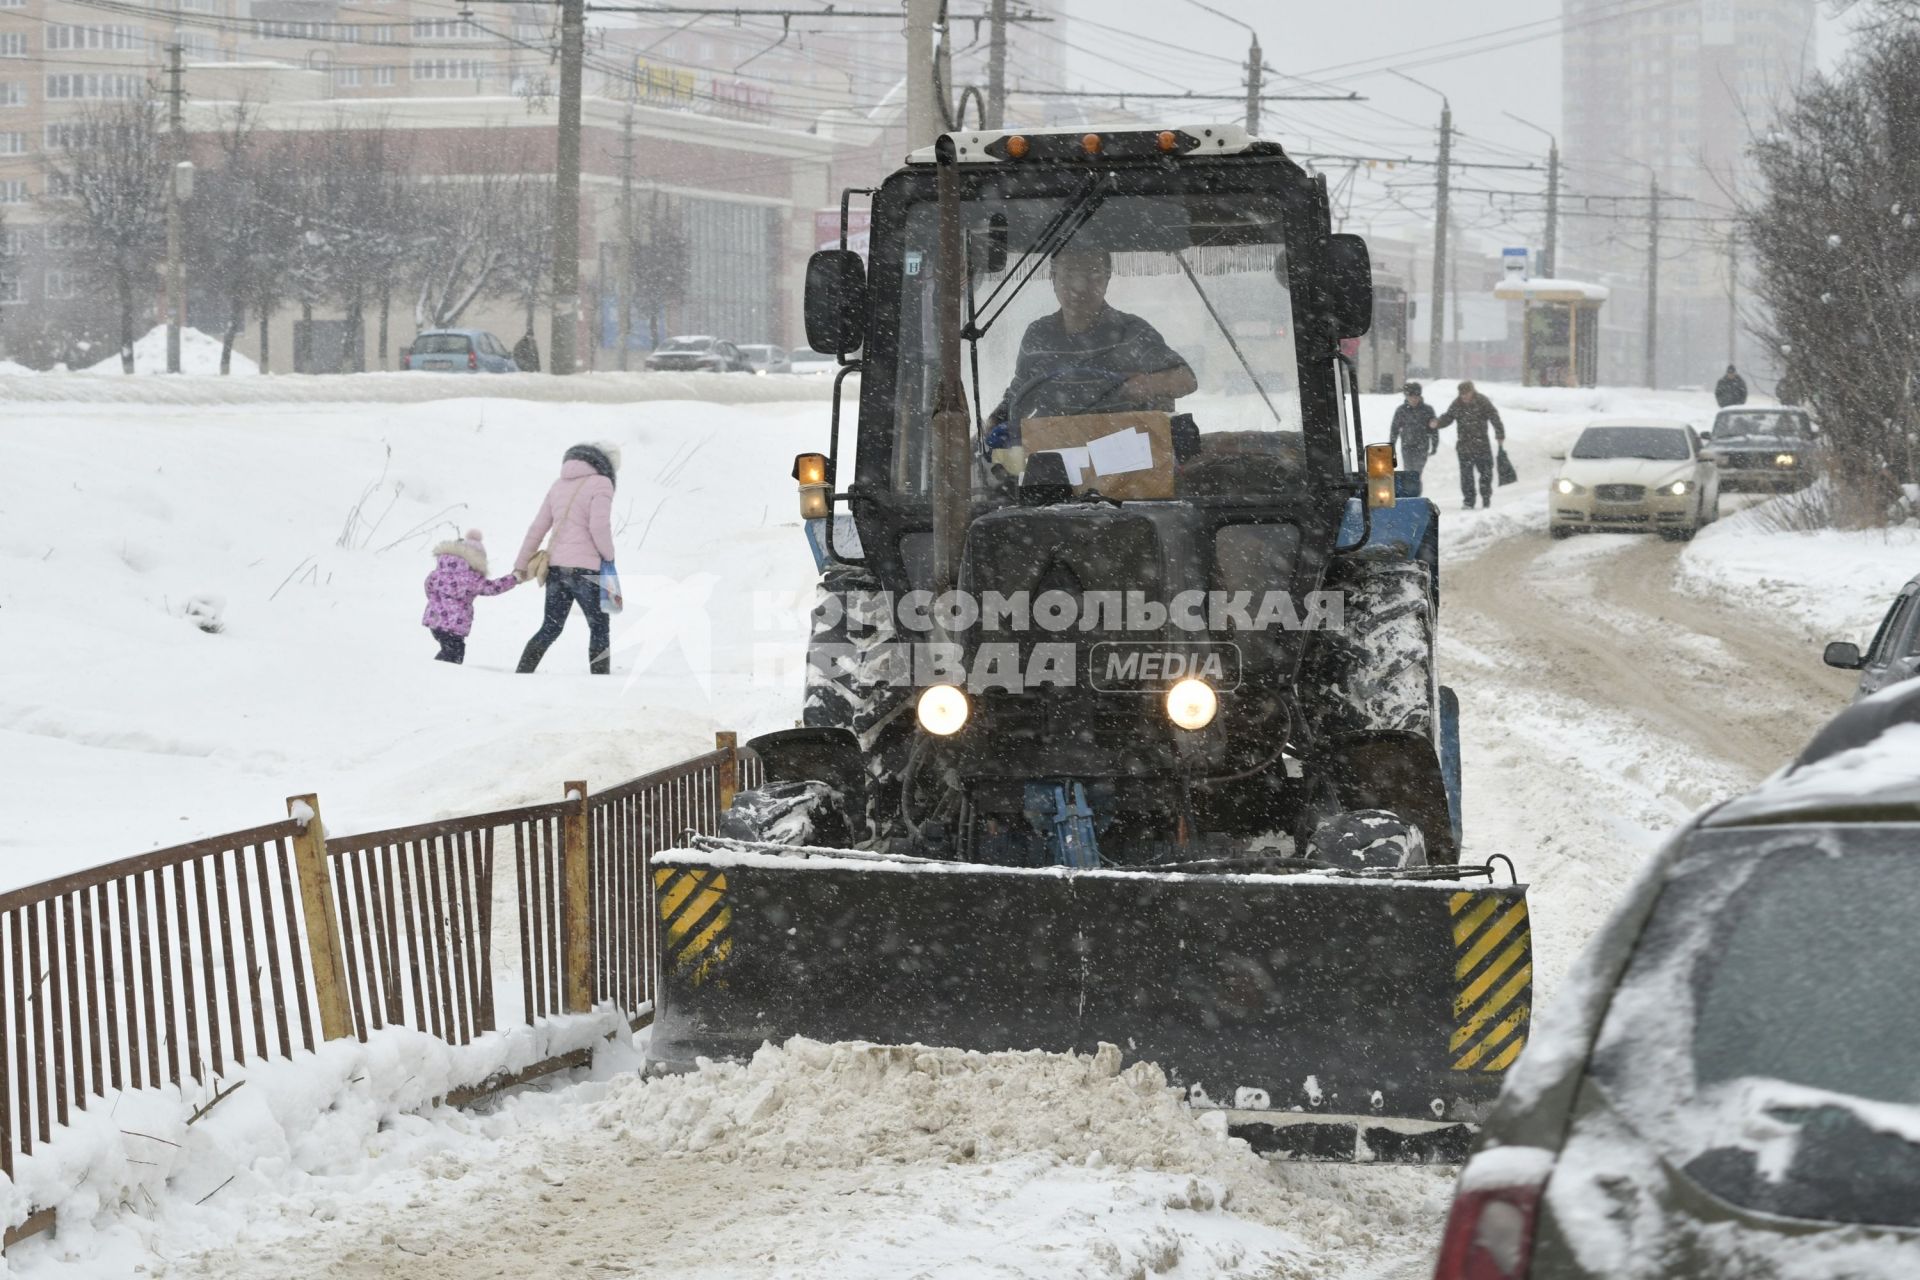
<box><xmin>513</xmin><ymin>442</ymin><xmax>619</xmax><ymax>673</ymax></box>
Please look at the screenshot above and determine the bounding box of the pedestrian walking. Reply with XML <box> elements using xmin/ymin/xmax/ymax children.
<box><xmin>1714</xmin><ymin>364</ymin><xmax>1747</xmax><ymax>407</ymax></box>
<box><xmin>1435</xmin><ymin>380</ymin><xmax>1507</xmax><ymax>509</ymax></box>
<box><xmin>422</xmin><ymin>530</ymin><xmax>518</xmax><ymax>664</ymax></box>
<box><xmin>513</xmin><ymin>442</ymin><xmax>619</xmax><ymax>674</ymax></box>
<box><xmin>1388</xmin><ymin>381</ymin><xmax>1440</xmax><ymax>475</ymax></box>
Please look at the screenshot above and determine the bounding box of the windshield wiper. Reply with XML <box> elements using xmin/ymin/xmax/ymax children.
<box><xmin>1174</xmin><ymin>248</ymin><xmax>1284</xmax><ymax>427</ymax></box>
<box><xmin>963</xmin><ymin>172</ymin><xmax>1113</xmax><ymax>343</ymax></box>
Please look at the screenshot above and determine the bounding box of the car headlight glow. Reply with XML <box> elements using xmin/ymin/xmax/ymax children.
<box><xmin>1775</xmin><ymin>452</ymin><xmax>1796</xmax><ymax>467</ymax></box>
<box><xmin>1165</xmin><ymin>678</ymin><xmax>1218</xmax><ymax>731</ymax></box>
<box><xmin>916</xmin><ymin>684</ymin><xmax>970</xmax><ymax>736</ymax></box>
<box><xmin>1669</xmin><ymin>480</ymin><xmax>1694</xmax><ymax>496</ymax></box>
<box><xmin>1555</xmin><ymin>478</ymin><xmax>1586</xmax><ymax>496</ymax></box>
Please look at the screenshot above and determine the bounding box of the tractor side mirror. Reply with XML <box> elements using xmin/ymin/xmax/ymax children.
<box><xmin>1325</xmin><ymin>233</ymin><xmax>1373</xmax><ymax>339</ymax></box>
<box><xmin>1824</xmin><ymin>641</ymin><xmax>1864</xmax><ymax>670</ymax></box>
<box><xmin>804</xmin><ymin>249</ymin><xmax>867</xmax><ymax>357</ymax></box>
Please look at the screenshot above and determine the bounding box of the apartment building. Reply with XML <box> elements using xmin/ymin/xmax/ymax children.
<box><xmin>1560</xmin><ymin>0</ymin><xmax>1816</xmax><ymax>385</ymax></box>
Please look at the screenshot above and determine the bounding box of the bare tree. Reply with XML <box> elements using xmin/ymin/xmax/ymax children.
<box><xmin>496</xmin><ymin>172</ymin><xmax>554</xmax><ymax>346</ymax></box>
<box><xmin>631</xmin><ymin>193</ymin><xmax>689</xmax><ymax>348</ymax></box>
<box><xmin>1741</xmin><ymin>27</ymin><xmax>1920</xmax><ymax>525</ymax></box>
<box><xmin>187</xmin><ymin>105</ymin><xmax>303</xmax><ymax>374</ymax></box>
<box><xmin>44</xmin><ymin>101</ymin><xmax>168</xmax><ymax>373</ymax></box>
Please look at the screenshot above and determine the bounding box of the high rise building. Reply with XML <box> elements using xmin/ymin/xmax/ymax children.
<box><xmin>1560</xmin><ymin>0</ymin><xmax>1817</xmax><ymax>385</ymax></box>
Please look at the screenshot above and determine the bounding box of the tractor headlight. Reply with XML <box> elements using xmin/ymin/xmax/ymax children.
<box><xmin>1775</xmin><ymin>452</ymin><xmax>1796</xmax><ymax>467</ymax></box>
<box><xmin>916</xmin><ymin>684</ymin><xmax>970</xmax><ymax>736</ymax></box>
<box><xmin>1668</xmin><ymin>480</ymin><xmax>1694</xmax><ymax>496</ymax></box>
<box><xmin>1555</xmin><ymin>478</ymin><xmax>1586</xmax><ymax>496</ymax></box>
<box><xmin>1165</xmin><ymin>678</ymin><xmax>1218</xmax><ymax>731</ymax></box>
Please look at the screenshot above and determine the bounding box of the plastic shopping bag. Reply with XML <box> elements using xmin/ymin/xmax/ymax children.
<box><xmin>599</xmin><ymin>559</ymin><xmax>624</xmax><ymax>613</ymax></box>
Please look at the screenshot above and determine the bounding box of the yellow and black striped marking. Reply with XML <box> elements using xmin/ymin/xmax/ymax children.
<box><xmin>655</xmin><ymin>866</ymin><xmax>732</xmax><ymax>987</ymax></box>
<box><xmin>1448</xmin><ymin>890</ymin><xmax>1531</xmax><ymax>1073</ymax></box>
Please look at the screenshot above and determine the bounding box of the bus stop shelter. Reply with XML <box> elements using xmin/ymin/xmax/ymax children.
<box><xmin>1493</xmin><ymin>278</ymin><xmax>1609</xmax><ymax>388</ymax></box>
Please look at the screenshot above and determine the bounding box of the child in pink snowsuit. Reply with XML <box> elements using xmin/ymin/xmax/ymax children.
<box><xmin>422</xmin><ymin>530</ymin><xmax>517</xmax><ymax>664</ymax></box>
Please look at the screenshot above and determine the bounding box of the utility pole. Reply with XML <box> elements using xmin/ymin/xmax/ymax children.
<box><xmin>986</xmin><ymin>0</ymin><xmax>1007</xmax><ymax>128</ymax></box>
<box><xmin>1645</xmin><ymin>175</ymin><xmax>1660</xmax><ymax>389</ymax></box>
<box><xmin>1502</xmin><ymin>112</ymin><xmax>1557</xmax><ymax>277</ymax></box>
<box><xmin>1448</xmin><ymin>206</ymin><xmax>1460</xmax><ymax>375</ymax></box>
<box><xmin>1726</xmin><ymin>230</ymin><xmax>1738</xmax><ymax>367</ymax></box>
<box><xmin>906</xmin><ymin>0</ymin><xmax>940</xmax><ymax>150</ymax></box>
<box><xmin>1244</xmin><ymin>34</ymin><xmax>1263</xmax><ymax>135</ymax></box>
<box><xmin>549</xmin><ymin>0</ymin><xmax>585</xmax><ymax>375</ymax></box>
<box><xmin>618</xmin><ymin>108</ymin><xmax>636</xmax><ymax>371</ymax></box>
<box><xmin>164</xmin><ymin>43</ymin><xmax>184</xmax><ymax>375</ymax></box>
<box><xmin>1430</xmin><ymin>102</ymin><xmax>1451</xmax><ymax>375</ymax></box>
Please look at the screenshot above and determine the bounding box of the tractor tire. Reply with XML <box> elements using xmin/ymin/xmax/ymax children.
<box><xmin>1299</xmin><ymin>552</ymin><xmax>1437</xmax><ymax>742</ymax></box>
<box><xmin>803</xmin><ymin>562</ymin><xmax>908</xmax><ymax>746</ymax></box>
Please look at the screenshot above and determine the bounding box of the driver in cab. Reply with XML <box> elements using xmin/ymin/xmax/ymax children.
<box><xmin>985</xmin><ymin>245</ymin><xmax>1197</xmax><ymax>450</ymax></box>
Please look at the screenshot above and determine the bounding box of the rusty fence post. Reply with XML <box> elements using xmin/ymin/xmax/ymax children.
<box><xmin>286</xmin><ymin>795</ymin><xmax>354</xmax><ymax>1042</ymax></box>
<box><xmin>716</xmin><ymin>731</ymin><xmax>739</xmax><ymax>813</ymax></box>
<box><xmin>560</xmin><ymin>781</ymin><xmax>593</xmax><ymax>1014</ymax></box>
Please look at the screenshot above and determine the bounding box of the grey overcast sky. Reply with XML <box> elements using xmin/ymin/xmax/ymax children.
<box><xmin>1055</xmin><ymin>0</ymin><xmax>1856</xmax><ymax>233</ymax></box>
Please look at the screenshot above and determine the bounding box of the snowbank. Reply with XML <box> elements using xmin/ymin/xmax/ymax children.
<box><xmin>0</xmin><ymin>1010</ymin><xmax>628</xmax><ymax>1276</ymax></box>
<box><xmin>80</xmin><ymin>326</ymin><xmax>259</xmax><ymax>377</ymax></box>
<box><xmin>1</xmin><ymin>367</ymin><xmax>841</xmax><ymax>405</ymax></box>
<box><xmin>1677</xmin><ymin>506</ymin><xmax>1920</xmax><ymax>647</ymax></box>
<box><xmin>60</xmin><ymin>1037</ymin><xmax>1460</xmax><ymax>1280</ymax></box>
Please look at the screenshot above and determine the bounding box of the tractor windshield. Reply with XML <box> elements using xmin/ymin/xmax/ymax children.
<box><xmin>886</xmin><ymin>189</ymin><xmax>1305</xmax><ymax>498</ymax></box>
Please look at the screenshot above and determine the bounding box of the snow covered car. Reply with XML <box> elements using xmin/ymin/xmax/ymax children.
<box><xmin>1548</xmin><ymin>420</ymin><xmax>1720</xmax><ymax>541</ymax></box>
<box><xmin>1433</xmin><ymin>682</ymin><xmax>1920</xmax><ymax>1280</ymax></box>
<box><xmin>1823</xmin><ymin>569</ymin><xmax>1920</xmax><ymax>700</ymax></box>
<box><xmin>644</xmin><ymin>335</ymin><xmax>752</xmax><ymax>373</ymax></box>
<box><xmin>404</xmin><ymin>329</ymin><xmax>516</xmax><ymax>373</ymax></box>
<box><xmin>1703</xmin><ymin>406</ymin><xmax>1820</xmax><ymax>492</ymax></box>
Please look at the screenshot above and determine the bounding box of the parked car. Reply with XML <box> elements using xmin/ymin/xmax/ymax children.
<box><xmin>737</xmin><ymin>343</ymin><xmax>791</xmax><ymax>375</ymax></box>
<box><xmin>644</xmin><ymin>335</ymin><xmax>752</xmax><ymax>373</ymax></box>
<box><xmin>1434</xmin><ymin>682</ymin><xmax>1920</xmax><ymax>1280</ymax></box>
<box><xmin>787</xmin><ymin>346</ymin><xmax>841</xmax><ymax>376</ymax></box>
<box><xmin>1548</xmin><ymin>419</ymin><xmax>1721</xmax><ymax>541</ymax></box>
<box><xmin>404</xmin><ymin>329</ymin><xmax>516</xmax><ymax>373</ymax></box>
<box><xmin>1824</xmin><ymin>569</ymin><xmax>1920</xmax><ymax>700</ymax></box>
<box><xmin>1703</xmin><ymin>406</ymin><xmax>1821</xmax><ymax>492</ymax></box>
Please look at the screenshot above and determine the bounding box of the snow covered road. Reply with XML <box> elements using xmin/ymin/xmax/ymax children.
<box><xmin>6</xmin><ymin>381</ymin><xmax>1907</xmax><ymax>1279</ymax></box>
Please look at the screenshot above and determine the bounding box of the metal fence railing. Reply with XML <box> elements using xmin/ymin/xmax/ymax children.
<box><xmin>585</xmin><ymin>738</ymin><xmax>749</xmax><ymax>1022</ymax></box>
<box><xmin>0</xmin><ymin>818</ymin><xmax>319</xmax><ymax>1180</ymax></box>
<box><xmin>1</xmin><ymin>733</ymin><xmax>748</xmax><ymax>1201</ymax></box>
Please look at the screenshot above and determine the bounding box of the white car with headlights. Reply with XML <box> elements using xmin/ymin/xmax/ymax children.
<box><xmin>1548</xmin><ymin>419</ymin><xmax>1720</xmax><ymax>542</ymax></box>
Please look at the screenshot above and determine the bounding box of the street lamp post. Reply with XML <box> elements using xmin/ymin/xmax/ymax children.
<box><xmin>1183</xmin><ymin>1</ymin><xmax>1263</xmax><ymax>134</ymax></box>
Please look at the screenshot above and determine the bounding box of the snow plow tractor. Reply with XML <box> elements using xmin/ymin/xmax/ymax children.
<box><xmin>650</xmin><ymin>125</ymin><xmax>1531</xmax><ymax>1163</ymax></box>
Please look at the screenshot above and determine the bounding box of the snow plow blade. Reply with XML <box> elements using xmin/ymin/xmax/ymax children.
<box><xmin>648</xmin><ymin>842</ymin><xmax>1532</xmax><ymax>1164</ymax></box>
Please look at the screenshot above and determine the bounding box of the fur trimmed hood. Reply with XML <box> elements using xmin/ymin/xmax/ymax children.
<box><xmin>564</xmin><ymin>442</ymin><xmax>621</xmax><ymax>486</ymax></box>
<box><xmin>432</xmin><ymin>540</ymin><xmax>489</xmax><ymax>575</ymax></box>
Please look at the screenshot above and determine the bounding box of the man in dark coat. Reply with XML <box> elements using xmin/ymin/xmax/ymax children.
<box><xmin>1435</xmin><ymin>380</ymin><xmax>1506</xmax><ymax>509</ymax></box>
<box><xmin>513</xmin><ymin>331</ymin><xmax>541</xmax><ymax>373</ymax></box>
<box><xmin>1714</xmin><ymin>364</ymin><xmax>1747</xmax><ymax>407</ymax></box>
<box><xmin>1388</xmin><ymin>381</ymin><xmax>1439</xmax><ymax>475</ymax></box>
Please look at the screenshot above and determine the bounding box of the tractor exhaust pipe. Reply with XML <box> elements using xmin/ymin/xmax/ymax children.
<box><xmin>930</xmin><ymin>134</ymin><xmax>971</xmax><ymax>602</ymax></box>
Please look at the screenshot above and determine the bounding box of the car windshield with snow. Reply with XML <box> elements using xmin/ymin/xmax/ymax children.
<box><xmin>1714</xmin><ymin>409</ymin><xmax>1811</xmax><ymax>440</ymax></box>
<box><xmin>412</xmin><ymin>333</ymin><xmax>472</xmax><ymax>355</ymax></box>
<box><xmin>1570</xmin><ymin>425</ymin><xmax>1692</xmax><ymax>461</ymax></box>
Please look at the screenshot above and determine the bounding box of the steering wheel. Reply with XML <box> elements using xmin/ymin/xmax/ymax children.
<box><xmin>1000</xmin><ymin>364</ymin><xmax>1136</xmax><ymax>433</ymax></box>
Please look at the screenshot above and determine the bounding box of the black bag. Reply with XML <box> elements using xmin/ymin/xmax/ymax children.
<box><xmin>1496</xmin><ymin>447</ymin><xmax>1518</xmax><ymax>486</ymax></box>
